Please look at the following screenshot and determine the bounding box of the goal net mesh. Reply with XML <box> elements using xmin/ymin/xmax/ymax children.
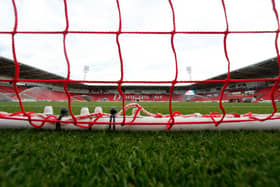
<box><xmin>0</xmin><ymin>0</ymin><xmax>279</xmax><ymax>129</ymax></box>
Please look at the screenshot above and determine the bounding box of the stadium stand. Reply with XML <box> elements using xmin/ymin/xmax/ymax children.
<box><xmin>0</xmin><ymin>86</ymin><xmax>14</xmax><ymax>94</ymax></box>
<box><xmin>0</xmin><ymin>56</ymin><xmax>279</xmax><ymax>103</ymax></box>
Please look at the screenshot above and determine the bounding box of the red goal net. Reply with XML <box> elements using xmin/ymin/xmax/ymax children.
<box><xmin>0</xmin><ymin>0</ymin><xmax>279</xmax><ymax>130</ymax></box>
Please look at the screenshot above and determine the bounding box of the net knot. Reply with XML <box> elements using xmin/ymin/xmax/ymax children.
<box><xmin>172</xmin><ymin>111</ymin><xmax>181</xmax><ymax>116</ymax></box>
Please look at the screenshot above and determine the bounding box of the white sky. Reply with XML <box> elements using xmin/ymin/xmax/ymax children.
<box><xmin>0</xmin><ymin>0</ymin><xmax>279</xmax><ymax>83</ymax></box>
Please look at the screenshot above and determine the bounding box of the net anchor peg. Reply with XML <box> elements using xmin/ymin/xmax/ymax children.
<box><xmin>109</xmin><ymin>107</ymin><xmax>117</xmax><ymax>131</ymax></box>
<box><xmin>43</xmin><ymin>106</ymin><xmax>53</xmax><ymax>116</ymax></box>
<box><xmin>94</xmin><ymin>106</ymin><xmax>103</xmax><ymax>113</ymax></box>
<box><xmin>80</xmin><ymin>107</ymin><xmax>91</xmax><ymax>131</ymax></box>
<box><xmin>56</xmin><ymin>108</ymin><xmax>68</xmax><ymax>130</ymax></box>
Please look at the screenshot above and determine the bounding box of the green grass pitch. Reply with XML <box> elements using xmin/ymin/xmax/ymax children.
<box><xmin>0</xmin><ymin>101</ymin><xmax>279</xmax><ymax>115</ymax></box>
<box><xmin>0</xmin><ymin>101</ymin><xmax>280</xmax><ymax>186</ymax></box>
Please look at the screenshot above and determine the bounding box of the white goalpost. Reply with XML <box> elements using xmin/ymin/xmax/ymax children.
<box><xmin>0</xmin><ymin>103</ymin><xmax>280</xmax><ymax>131</ymax></box>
